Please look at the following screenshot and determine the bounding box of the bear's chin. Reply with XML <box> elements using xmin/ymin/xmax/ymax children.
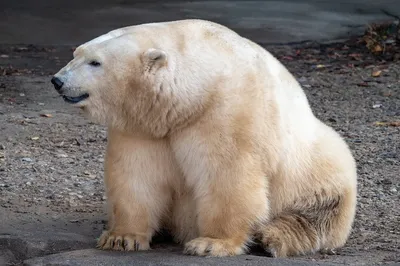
<box><xmin>62</xmin><ymin>93</ymin><xmax>89</xmax><ymax>104</ymax></box>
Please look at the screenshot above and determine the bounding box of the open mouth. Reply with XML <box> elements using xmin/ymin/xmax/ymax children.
<box><xmin>62</xmin><ymin>93</ymin><xmax>89</xmax><ymax>104</ymax></box>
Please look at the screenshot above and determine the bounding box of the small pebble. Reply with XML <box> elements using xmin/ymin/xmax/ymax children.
<box><xmin>87</xmin><ymin>174</ymin><xmax>96</xmax><ymax>179</ymax></box>
<box><xmin>390</xmin><ymin>187</ymin><xmax>397</xmax><ymax>193</ymax></box>
<box><xmin>22</xmin><ymin>157</ymin><xmax>33</xmax><ymax>162</ymax></box>
<box><xmin>298</xmin><ymin>76</ymin><xmax>307</xmax><ymax>83</ymax></box>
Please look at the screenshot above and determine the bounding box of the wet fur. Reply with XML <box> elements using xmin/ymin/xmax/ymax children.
<box><xmin>53</xmin><ymin>19</ymin><xmax>357</xmax><ymax>257</ymax></box>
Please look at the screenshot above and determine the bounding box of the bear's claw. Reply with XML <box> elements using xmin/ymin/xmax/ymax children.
<box><xmin>184</xmin><ymin>237</ymin><xmax>244</xmax><ymax>257</ymax></box>
<box><xmin>97</xmin><ymin>230</ymin><xmax>150</xmax><ymax>251</ymax></box>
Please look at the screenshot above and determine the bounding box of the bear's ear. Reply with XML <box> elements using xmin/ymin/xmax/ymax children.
<box><xmin>142</xmin><ymin>48</ymin><xmax>167</xmax><ymax>72</ymax></box>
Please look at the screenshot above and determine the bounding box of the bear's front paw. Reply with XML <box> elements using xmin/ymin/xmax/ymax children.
<box><xmin>184</xmin><ymin>237</ymin><xmax>244</xmax><ymax>257</ymax></box>
<box><xmin>96</xmin><ymin>230</ymin><xmax>150</xmax><ymax>251</ymax></box>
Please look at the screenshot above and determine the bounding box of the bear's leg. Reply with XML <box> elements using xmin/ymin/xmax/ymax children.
<box><xmin>258</xmin><ymin>187</ymin><xmax>356</xmax><ymax>257</ymax></box>
<box><xmin>179</xmin><ymin>159</ymin><xmax>268</xmax><ymax>257</ymax></box>
<box><xmin>97</xmin><ymin>129</ymin><xmax>176</xmax><ymax>251</ymax></box>
<box><xmin>169</xmin><ymin>190</ymin><xmax>199</xmax><ymax>244</ymax></box>
<box><xmin>170</xmin><ymin>124</ymin><xmax>269</xmax><ymax>257</ymax></box>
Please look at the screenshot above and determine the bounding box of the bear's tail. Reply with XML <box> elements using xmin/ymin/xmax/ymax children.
<box><xmin>257</xmin><ymin>188</ymin><xmax>356</xmax><ymax>257</ymax></box>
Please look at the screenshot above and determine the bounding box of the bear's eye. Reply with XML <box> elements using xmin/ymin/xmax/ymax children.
<box><xmin>89</xmin><ymin>60</ymin><xmax>101</xmax><ymax>67</ymax></box>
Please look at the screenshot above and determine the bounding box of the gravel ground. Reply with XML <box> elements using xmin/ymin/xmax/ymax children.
<box><xmin>0</xmin><ymin>39</ymin><xmax>399</xmax><ymax>265</ymax></box>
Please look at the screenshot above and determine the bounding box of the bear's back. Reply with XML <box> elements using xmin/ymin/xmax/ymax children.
<box><xmin>79</xmin><ymin>19</ymin><xmax>317</xmax><ymax>142</ymax></box>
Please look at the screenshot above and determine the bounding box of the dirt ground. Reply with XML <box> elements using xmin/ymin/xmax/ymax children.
<box><xmin>0</xmin><ymin>38</ymin><xmax>399</xmax><ymax>265</ymax></box>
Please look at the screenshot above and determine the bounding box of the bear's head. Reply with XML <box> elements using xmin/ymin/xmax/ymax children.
<box><xmin>50</xmin><ymin>33</ymin><xmax>193</xmax><ymax>138</ymax></box>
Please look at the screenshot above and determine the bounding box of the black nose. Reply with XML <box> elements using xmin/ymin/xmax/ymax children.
<box><xmin>51</xmin><ymin>76</ymin><xmax>64</xmax><ymax>91</ymax></box>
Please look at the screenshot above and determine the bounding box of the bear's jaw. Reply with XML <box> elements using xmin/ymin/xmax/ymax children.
<box><xmin>62</xmin><ymin>93</ymin><xmax>89</xmax><ymax>104</ymax></box>
<box><xmin>62</xmin><ymin>94</ymin><xmax>89</xmax><ymax>104</ymax></box>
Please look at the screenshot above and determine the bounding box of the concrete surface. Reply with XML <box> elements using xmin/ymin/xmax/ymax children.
<box><xmin>0</xmin><ymin>0</ymin><xmax>399</xmax><ymax>45</ymax></box>
<box><xmin>0</xmin><ymin>229</ymin><xmax>95</xmax><ymax>264</ymax></box>
<box><xmin>24</xmin><ymin>248</ymin><xmax>338</xmax><ymax>266</ymax></box>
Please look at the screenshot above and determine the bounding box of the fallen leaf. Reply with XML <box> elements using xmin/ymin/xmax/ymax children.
<box><xmin>374</xmin><ymin>121</ymin><xmax>400</xmax><ymax>127</ymax></box>
<box><xmin>40</xmin><ymin>113</ymin><xmax>53</xmax><ymax>118</ymax></box>
<box><xmin>383</xmin><ymin>91</ymin><xmax>392</xmax><ymax>97</ymax></box>
<box><xmin>349</xmin><ymin>53</ymin><xmax>362</xmax><ymax>60</ymax></box>
<box><xmin>31</xmin><ymin>136</ymin><xmax>39</xmax><ymax>140</ymax></box>
<box><xmin>357</xmin><ymin>82</ymin><xmax>369</xmax><ymax>87</ymax></box>
<box><xmin>389</xmin><ymin>121</ymin><xmax>400</xmax><ymax>127</ymax></box>
<box><xmin>281</xmin><ymin>56</ymin><xmax>293</xmax><ymax>60</ymax></box>
<box><xmin>372</xmin><ymin>70</ymin><xmax>382</xmax><ymax>77</ymax></box>
<box><xmin>374</xmin><ymin>44</ymin><xmax>383</xmax><ymax>53</ymax></box>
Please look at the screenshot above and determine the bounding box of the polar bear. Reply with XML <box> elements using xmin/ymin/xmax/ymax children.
<box><xmin>51</xmin><ymin>19</ymin><xmax>357</xmax><ymax>257</ymax></box>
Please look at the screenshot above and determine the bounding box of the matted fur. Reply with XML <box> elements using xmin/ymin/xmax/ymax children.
<box><xmin>52</xmin><ymin>19</ymin><xmax>357</xmax><ymax>257</ymax></box>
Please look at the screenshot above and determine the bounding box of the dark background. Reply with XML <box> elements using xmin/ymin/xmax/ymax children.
<box><xmin>0</xmin><ymin>0</ymin><xmax>397</xmax><ymax>45</ymax></box>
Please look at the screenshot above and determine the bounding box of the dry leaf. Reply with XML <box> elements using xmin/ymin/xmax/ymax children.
<box><xmin>282</xmin><ymin>56</ymin><xmax>293</xmax><ymax>60</ymax></box>
<box><xmin>374</xmin><ymin>44</ymin><xmax>383</xmax><ymax>53</ymax></box>
<box><xmin>372</xmin><ymin>70</ymin><xmax>382</xmax><ymax>77</ymax></box>
<box><xmin>383</xmin><ymin>91</ymin><xmax>392</xmax><ymax>97</ymax></box>
<box><xmin>389</xmin><ymin>121</ymin><xmax>400</xmax><ymax>127</ymax></box>
<box><xmin>357</xmin><ymin>82</ymin><xmax>369</xmax><ymax>87</ymax></box>
<box><xmin>349</xmin><ymin>53</ymin><xmax>362</xmax><ymax>59</ymax></box>
<box><xmin>374</xmin><ymin>121</ymin><xmax>387</xmax><ymax>126</ymax></box>
<box><xmin>40</xmin><ymin>113</ymin><xmax>53</xmax><ymax>118</ymax></box>
<box><xmin>374</xmin><ymin>121</ymin><xmax>400</xmax><ymax>127</ymax></box>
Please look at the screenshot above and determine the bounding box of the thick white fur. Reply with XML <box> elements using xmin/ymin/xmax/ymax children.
<box><xmin>53</xmin><ymin>19</ymin><xmax>357</xmax><ymax>257</ymax></box>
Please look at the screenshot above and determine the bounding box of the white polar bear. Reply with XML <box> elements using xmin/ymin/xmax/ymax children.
<box><xmin>51</xmin><ymin>19</ymin><xmax>357</xmax><ymax>257</ymax></box>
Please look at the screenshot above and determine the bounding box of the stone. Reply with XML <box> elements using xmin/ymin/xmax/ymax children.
<box><xmin>0</xmin><ymin>230</ymin><xmax>95</xmax><ymax>264</ymax></box>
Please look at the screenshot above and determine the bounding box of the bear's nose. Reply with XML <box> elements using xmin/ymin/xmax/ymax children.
<box><xmin>51</xmin><ymin>76</ymin><xmax>64</xmax><ymax>91</ymax></box>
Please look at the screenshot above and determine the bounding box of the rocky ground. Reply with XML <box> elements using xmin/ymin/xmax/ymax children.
<box><xmin>0</xmin><ymin>37</ymin><xmax>399</xmax><ymax>265</ymax></box>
